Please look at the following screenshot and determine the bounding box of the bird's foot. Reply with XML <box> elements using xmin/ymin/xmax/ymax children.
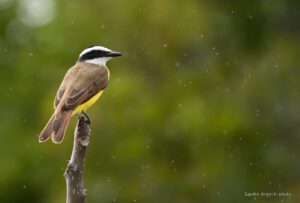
<box><xmin>81</xmin><ymin>111</ymin><xmax>91</xmax><ymax>125</ymax></box>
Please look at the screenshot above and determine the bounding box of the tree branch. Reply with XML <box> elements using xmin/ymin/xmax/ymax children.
<box><xmin>64</xmin><ymin>115</ymin><xmax>91</xmax><ymax>203</ymax></box>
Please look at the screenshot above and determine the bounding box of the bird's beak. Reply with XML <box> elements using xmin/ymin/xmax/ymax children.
<box><xmin>106</xmin><ymin>51</ymin><xmax>122</xmax><ymax>57</ymax></box>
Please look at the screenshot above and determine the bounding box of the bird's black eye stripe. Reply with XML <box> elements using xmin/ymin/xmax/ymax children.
<box><xmin>79</xmin><ymin>50</ymin><xmax>108</xmax><ymax>61</ymax></box>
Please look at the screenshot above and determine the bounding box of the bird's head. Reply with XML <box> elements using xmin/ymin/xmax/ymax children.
<box><xmin>78</xmin><ymin>45</ymin><xmax>122</xmax><ymax>66</ymax></box>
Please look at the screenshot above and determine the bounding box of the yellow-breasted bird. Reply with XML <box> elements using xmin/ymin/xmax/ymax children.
<box><xmin>39</xmin><ymin>45</ymin><xmax>122</xmax><ymax>144</ymax></box>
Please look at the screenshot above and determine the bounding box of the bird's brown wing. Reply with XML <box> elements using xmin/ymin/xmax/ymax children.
<box><xmin>58</xmin><ymin>63</ymin><xmax>109</xmax><ymax>111</ymax></box>
<box><xmin>54</xmin><ymin>89</ymin><xmax>65</xmax><ymax>109</ymax></box>
<box><xmin>54</xmin><ymin>67</ymin><xmax>77</xmax><ymax>109</ymax></box>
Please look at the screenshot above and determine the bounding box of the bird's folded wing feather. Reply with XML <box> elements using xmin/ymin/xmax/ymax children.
<box><xmin>54</xmin><ymin>64</ymin><xmax>109</xmax><ymax>111</ymax></box>
<box><xmin>54</xmin><ymin>67</ymin><xmax>76</xmax><ymax>109</ymax></box>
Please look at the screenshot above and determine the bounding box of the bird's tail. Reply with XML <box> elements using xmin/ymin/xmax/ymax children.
<box><xmin>39</xmin><ymin>111</ymin><xmax>73</xmax><ymax>144</ymax></box>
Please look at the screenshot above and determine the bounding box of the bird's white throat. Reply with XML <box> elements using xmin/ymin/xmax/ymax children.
<box><xmin>85</xmin><ymin>57</ymin><xmax>111</xmax><ymax>66</ymax></box>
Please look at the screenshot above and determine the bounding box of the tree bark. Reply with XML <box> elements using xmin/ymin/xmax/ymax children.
<box><xmin>64</xmin><ymin>115</ymin><xmax>91</xmax><ymax>203</ymax></box>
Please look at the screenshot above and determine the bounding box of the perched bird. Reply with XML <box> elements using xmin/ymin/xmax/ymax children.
<box><xmin>39</xmin><ymin>45</ymin><xmax>122</xmax><ymax>144</ymax></box>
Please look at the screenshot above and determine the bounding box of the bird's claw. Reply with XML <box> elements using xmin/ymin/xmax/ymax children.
<box><xmin>81</xmin><ymin>111</ymin><xmax>91</xmax><ymax>125</ymax></box>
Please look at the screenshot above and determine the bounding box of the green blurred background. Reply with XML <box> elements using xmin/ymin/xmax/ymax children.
<box><xmin>1</xmin><ymin>0</ymin><xmax>300</xmax><ymax>202</ymax></box>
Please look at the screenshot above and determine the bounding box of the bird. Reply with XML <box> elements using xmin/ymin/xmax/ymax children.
<box><xmin>39</xmin><ymin>45</ymin><xmax>122</xmax><ymax>144</ymax></box>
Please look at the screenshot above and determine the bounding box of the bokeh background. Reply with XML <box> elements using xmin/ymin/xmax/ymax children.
<box><xmin>1</xmin><ymin>0</ymin><xmax>300</xmax><ymax>202</ymax></box>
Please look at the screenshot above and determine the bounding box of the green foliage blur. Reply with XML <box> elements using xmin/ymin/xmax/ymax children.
<box><xmin>1</xmin><ymin>0</ymin><xmax>300</xmax><ymax>202</ymax></box>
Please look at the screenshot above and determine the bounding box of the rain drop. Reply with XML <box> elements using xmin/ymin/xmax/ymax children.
<box><xmin>256</xmin><ymin>110</ymin><xmax>260</xmax><ymax>117</ymax></box>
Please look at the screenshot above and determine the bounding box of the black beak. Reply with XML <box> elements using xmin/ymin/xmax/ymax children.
<box><xmin>106</xmin><ymin>51</ymin><xmax>122</xmax><ymax>57</ymax></box>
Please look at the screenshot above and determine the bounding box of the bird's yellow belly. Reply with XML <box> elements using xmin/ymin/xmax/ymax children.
<box><xmin>72</xmin><ymin>91</ymin><xmax>104</xmax><ymax>116</ymax></box>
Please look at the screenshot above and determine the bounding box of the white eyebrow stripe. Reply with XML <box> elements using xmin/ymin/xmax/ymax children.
<box><xmin>79</xmin><ymin>46</ymin><xmax>111</xmax><ymax>57</ymax></box>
